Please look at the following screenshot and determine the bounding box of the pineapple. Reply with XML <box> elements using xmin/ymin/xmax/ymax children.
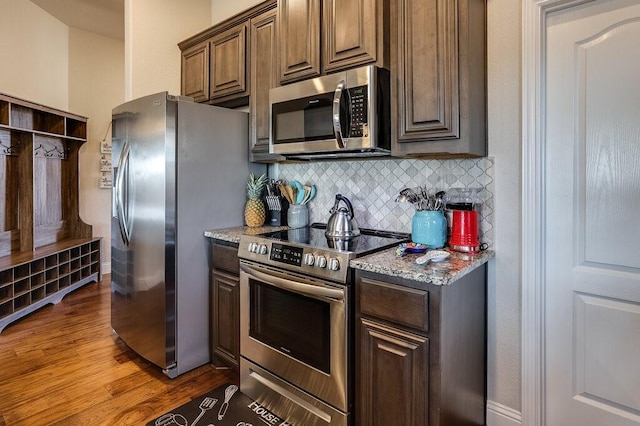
<box><xmin>244</xmin><ymin>173</ymin><xmax>268</xmax><ymax>227</ymax></box>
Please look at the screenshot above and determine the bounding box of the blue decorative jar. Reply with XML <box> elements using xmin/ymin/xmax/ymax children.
<box><xmin>411</xmin><ymin>210</ymin><xmax>447</xmax><ymax>248</ymax></box>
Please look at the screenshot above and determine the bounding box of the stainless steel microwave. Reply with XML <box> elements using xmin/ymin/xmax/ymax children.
<box><xmin>269</xmin><ymin>65</ymin><xmax>390</xmax><ymax>159</ymax></box>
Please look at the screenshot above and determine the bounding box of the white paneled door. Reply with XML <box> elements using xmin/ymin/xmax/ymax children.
<box><xmin>544</xmin><ymin>0</ymin><xmax>640</xmax><ymax>424</ymax></box>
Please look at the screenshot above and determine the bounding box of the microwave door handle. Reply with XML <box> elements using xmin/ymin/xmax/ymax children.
<box><xmin>332</xmin><ymin>80</ymin><xmax>347</xmax><ymax>149</ymax></box>
<box><xmin>240</xmin><ymin>263</ymin><xmax>345</xmax><ymax>302</ymax></box>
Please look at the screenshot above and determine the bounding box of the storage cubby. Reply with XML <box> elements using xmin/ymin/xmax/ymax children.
<box><xmin>0</xmin><ymin>238</ymin><xmax>101</xmax><ymax>333</ymax></box>
<box><xmin>66</xmin><ymin>118</ymin><xmax>86</xmax><ymax>140</ymax></box>
<box><xmin>0</xmin><ymin>270</ymin><xmax>12</xmax><ymax>286</ymax></box>
<box><xmin>0</xmin><ymin>92</ymin><xmax>100</xmax><ymax>333</ymax></box>
<box><xmin>58</xmin><ymin>262</ymin><xmax>70</xmax><ymax>276</ymax></box>
<box><xmin>0</xmin><ymin>301</ymin><xmax>12</xmax><ymax>319</ymax></box>
<box><xmin>0</xmin><ymin>284</ymin><xmax>12</xmax><ymax>303</ymax></box>
<box><xmin>14</xmin><ymin>294</ymin><xmax>29</xmax><ymax>310</ymax></box>
<box><xmin>31</xmin><ymin>286</ymin><xmax>45</xmax><ymax>302</ymax></box>
<box><xmin>33</xmin><ymin>110</ymin><xmax>65</xmax><ymax>135</ymax></box>
<box><xmin>59</xmin><ymin>274</ymin><xmax>70</xmax><ymax>289</ymax></box>
<box><xmin>0</xmin><ymin>100</ymin><xmax>9</xmax><ymax>125</ymax></box>
<box><xmin>45</xmin><ymin>282</ymin><xmax>58</xmax><ymax>295</ymax></box>
<box><xmin>10</xmin><ymin>105</ymin><xmax>33</xmax><ymax>130</ymax></box>
<box><xmin>14</xmin><ymin>278</ymin><xmax>29</xmax><ymax>296</ymax></box>
<box><xmin>31</xmin><ymin>272</ymin><xmax>45</xmax><ymax>289</ymax></box>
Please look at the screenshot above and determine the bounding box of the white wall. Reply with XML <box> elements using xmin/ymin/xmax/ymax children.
<box><xmin>211</xmin><ymin>0</ymin><xmax>262</xmax><ymax>24</ymax></box>
<box><xmin>487</xmin><ymin>0</ymin><xmax>523</xmax><ymax>420</ymax></box>
<box><xmin>68</xmin><ymin>28</ymin><xmax>125</xmax><ymax>272</ymax></box>
<box><xmin>125</xmin><ymin>0</ymin><xmax>211</xmax><ymax>100</ymax></box>
<box><xmin>0</xmin><ymin>0</ymin><xmax>69</xmax><ymax>109</ymax></box>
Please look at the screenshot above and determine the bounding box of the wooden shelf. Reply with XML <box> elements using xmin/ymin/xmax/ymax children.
<box><xmin>0</xmin><ymin>93</ymin><xmax>96</xmax><ymax>333</ymax></box>
<box><xmin>0</xmin><ymin>238</ymin><xmax>101</xmax><ymax>333</ymax></box>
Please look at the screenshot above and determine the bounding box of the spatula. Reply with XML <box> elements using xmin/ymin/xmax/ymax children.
<box><xmin>191</xmin><ymin>397</ymin><xmax>217</xmax><ymax>426</ymax></box>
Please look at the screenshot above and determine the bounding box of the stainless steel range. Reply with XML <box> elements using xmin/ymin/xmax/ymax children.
<box><xmin>237</xmin><ymin>223</ymin><xmax>408</xmax><ymax>426</ymax></box>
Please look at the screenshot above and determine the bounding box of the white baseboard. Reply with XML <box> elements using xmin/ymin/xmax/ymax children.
<box><xmin>101</xmin><ymin>261</ymin><xmax>111</xmax><ymax>275</ymax></box>
<box><xmin>487</xmin><ymin>400</ymin><xmax>522</xmax><ymax>426</ymax></box>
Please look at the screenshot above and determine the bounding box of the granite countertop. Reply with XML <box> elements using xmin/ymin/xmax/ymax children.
<box><xmin>350</xmin><ymin>248</ymin><xmax>494</xmax><ymax>286</ymax></box>
<box><xmin>205</xmin><ymin>226</ymin><xmax>494</xmax><ymax>286</ymax></box>
<box><xmin>204</xmin><ymin>226</ymin><xmax>288</xmax><ymax>245</ymax></box>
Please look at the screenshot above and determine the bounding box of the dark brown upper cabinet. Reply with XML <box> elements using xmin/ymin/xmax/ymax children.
<box><xmin>278</xmin><ymin>0</ymin><xmax>389</xmax><ymax>84</ymax></box>
<box><xmin>322</xmin><ymin>0</ymin><xmax>389</xmax><ymax>74</ymax></box>
<box><xmin>181</xmin><ymin>41</ymin><xmax>209</xmax><ymax>102</ymax></box>
<box><xmin>249</xmin><ymin>6</ymin><xmax>282</xmax><ymax>162</ymax></box>
<box><xmin>209</xmin><ymin>22</ymin><xmax>249</xmax><ymax>103</ymax></box>
<box><xmin>390</xmin><ymin>0</ymin><xmax>486</xmax><ymax>157</ymax></box>
<box><xmin>179</xmin><ymin>1</ymin><xmax>278</xmax><ymax>107</ymax></box>
<box><xmin>278</xmin><ymin>0</ymin><xmax>321</xmax><ymax>84</ymax></box>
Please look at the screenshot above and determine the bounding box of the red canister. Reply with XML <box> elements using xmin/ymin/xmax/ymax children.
<box><xmin>448</xmin><ymin>209</ymin><xmax>480</xmax><ymax>253</ymax></box>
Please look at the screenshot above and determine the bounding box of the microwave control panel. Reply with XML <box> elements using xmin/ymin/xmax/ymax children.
<box><xmin>349</xmin><ymin>85</ymin><xmax>368</xmax><ymax>137</ymax></box>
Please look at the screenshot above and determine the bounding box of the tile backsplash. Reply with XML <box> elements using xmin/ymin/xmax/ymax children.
<box><xmin>273</xmin><ymin>157</ymin><xmax>494</xmax><ymax>248</ymax></box>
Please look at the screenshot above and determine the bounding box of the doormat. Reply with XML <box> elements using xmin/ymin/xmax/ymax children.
<box><xmin>147</xmin><ymin>383</ymin><xmax>294</xmax><ymax>426</ymax></box>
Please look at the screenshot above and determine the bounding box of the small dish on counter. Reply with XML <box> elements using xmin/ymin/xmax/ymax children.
<box><xmin>395</xmin><ymin>242</ymin><xmax>429</xmax><ymax>256</ymax></box>
<box><xmin>415</xmin><ymin>250</ymin><xmax>450</xmax><ymax>265</ymax></box>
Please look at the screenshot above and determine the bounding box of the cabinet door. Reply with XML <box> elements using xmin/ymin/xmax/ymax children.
<box><xmin>249</xmin><ymin>7</ymin><xmax>278</xmax><ymax>161</ymax></box>
<box><xmin>357</xmin><ymin>318</ymin><xmax>429</xmax><ymax>426</ymax></box>
<box><xmin>394</xmin><ymin>0</ymin><xmax>459</xmax><ymax>142</ymax></box>
<box><xmin>322</xmin><ymin>0</ymin><xmax>387</xmax><ymax>73</ymax></box>
<box><xmin>211</xmin><ymin>270</ymin><xmax>240</xmax><ymax>370</ymax></box>
<box><xmin>181</xmin><ymin>41</ymin><xmax>210</xmax><ymax>102</ymax></box>
<box><xmin>209</xmin><ymin>22</ymin><xmax>249</xmax><ymax>102</ymax></box>
<box><xmin>278</xmin><ymin>0</ymin><xmax>321</xmax><ymax>84</ymax></box>
<box><xmin>391</xmin><ymin>0</ymin><xmax>486</xmax><ymax>157</ymax></box>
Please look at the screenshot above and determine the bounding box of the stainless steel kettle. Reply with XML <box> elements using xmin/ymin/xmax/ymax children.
<box><xmin>325</xmin><ymin>194</ymin><xmax>360</xmax><ymax>238</ymax></box>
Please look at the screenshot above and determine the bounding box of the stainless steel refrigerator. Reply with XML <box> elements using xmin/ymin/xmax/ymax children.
<box><xmin>110</xmin><ymin>92</ymin><xmax>262</xmax><ymax>378</ymax></box>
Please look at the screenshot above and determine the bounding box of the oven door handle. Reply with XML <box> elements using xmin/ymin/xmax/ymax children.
<box><xmin>240</xmin><ymin>264</ymin><xmax>345</xmax><ymax>301</ymax></box>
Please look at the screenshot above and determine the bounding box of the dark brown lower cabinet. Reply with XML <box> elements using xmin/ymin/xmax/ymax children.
<box><xmin>209</xmin><ymin>241</ymin><xmax>240</xmax><ymax>370</ymax></box>
<box><xmin>358</xmin><ymin>318</ymin><xmax>429</xmax><ymax>425</ymax></box>
<box><xmin>355</xmin><ymin>264</ymin><xmax>487</xmax><ymax>426</ymax></box>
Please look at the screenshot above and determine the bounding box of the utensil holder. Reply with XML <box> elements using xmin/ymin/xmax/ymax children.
<box><xmin>287</xmin><ymin>204</ymin><xmax>309</xmax><ymax>229</ymax></box>
<box><xmin>412</xmin><ymin>210</ymin><xmax>447</xmax><ymax>248</ymax></box>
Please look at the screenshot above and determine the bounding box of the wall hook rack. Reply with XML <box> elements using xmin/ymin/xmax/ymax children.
<box><xmin>34</xmin><ymin>142</ymin><xmax>68</xmax><ymax>159</ymax></box>
<box><xmin>0</xmin><ymin>138</ymin><xmax>19</xmax><ymax>156</ymax></box>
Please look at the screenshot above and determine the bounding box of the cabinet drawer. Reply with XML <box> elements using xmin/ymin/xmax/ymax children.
<box><xmin>210</xmin><ymin>243</ymin><xmax>239</xmax><ymax>275</ymax></box>
<box><xmin>359</xmin><ymin>277</ymin><xmax>429</xmax><ymax>333</ymax></box>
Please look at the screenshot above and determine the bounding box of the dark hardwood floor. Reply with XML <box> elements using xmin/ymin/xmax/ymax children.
<box><xmin>0</xmin><ymin>274</ymin><xmax>237</xmax><ymax>425</ymax></box>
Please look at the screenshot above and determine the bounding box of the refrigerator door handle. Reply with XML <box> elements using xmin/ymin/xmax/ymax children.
<box><xmin>115</xmin><ymin>140</ymin><xmax>131</xmax><ymax>245</ymax></box>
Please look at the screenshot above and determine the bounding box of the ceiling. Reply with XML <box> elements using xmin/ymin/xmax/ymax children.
<box><xmin>31</xmin><ymin>0</ymin><xmax>124</xmax><ymax>40</ymax></box>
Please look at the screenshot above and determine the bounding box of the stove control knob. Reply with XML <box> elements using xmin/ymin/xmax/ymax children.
<box><xmin>304</xmin><ymin>253</ymin><xmax>315</xmax><ymax>266</ymax></box>
<box><xmin>258</xmin><ymin>244</ymin><xmax>268</xmax><ymax>255</ymax></box>
<box><xmin>316</xmin><ymin>255</ymin><xmax>327</xmax><ymax>268</ymax></box>
<box><xmin>248</xmin><ymin>242</ymin><xmax>257</xmax><ymax>253</ymax></box>
<box><xmin>328</xmin><ymin>258</ymin><xmax>340</xmax><ymax>271</ymax></box>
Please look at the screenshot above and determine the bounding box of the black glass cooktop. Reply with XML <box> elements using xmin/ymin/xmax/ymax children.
<box><xmin>258</xmin><ymin>223</ymin><xmax>409</xmax><ymax>256</ymax></box>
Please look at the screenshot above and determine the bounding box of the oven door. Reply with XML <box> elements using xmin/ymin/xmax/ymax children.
<box><xmin>239</xmin><ymin>260</ymin><xmax>349</xmax><ymax>413</ymax></box>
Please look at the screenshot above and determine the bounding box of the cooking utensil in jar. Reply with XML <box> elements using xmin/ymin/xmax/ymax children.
<box><xmin>303</xmin><ymin>185</ymin><xmax>316</xmax><ymax>204</ymax></box>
